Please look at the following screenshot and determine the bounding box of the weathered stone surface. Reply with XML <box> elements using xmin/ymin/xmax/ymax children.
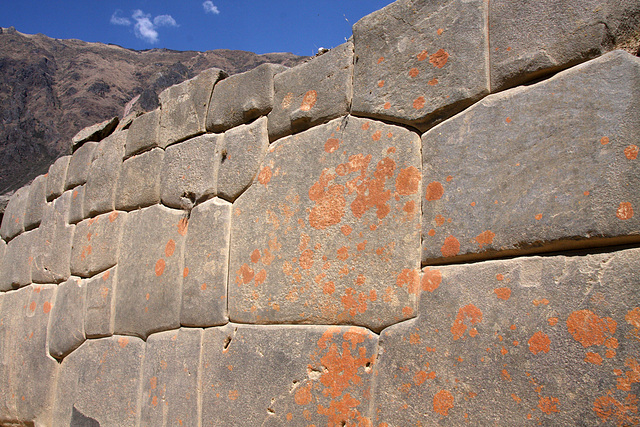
<box><xmin>158</xmin><ymin>68</ymin><xmax>227</xmax><ymax>148</ymax></box>
<box><xmin>125</xmin><ymin>108</ymin><xmax>160</xmax><ymax>157</ymax></box>
<box><xmin>206</xmin><ymin>63</ymin><xmax>287</xmax><ymax>132</ymax></box>
<box><xmin>84</xmin><ymin>130</ymin><xmax>126</xmax><ymax>217</ymax></box>
<box><xmin>67</xmin><ymin>184</ymin><xmax>85</xmax><ymax>224</ymax></box>
<box><xmin>0</xmin><ymin>239</ymin><xmax>5</xmax><ymax>281</ymax></box>
<box><xmin>115</xmin><ymin>204</ymin><xmax>187</xmax><ymax>339</ymax></box>
<box><xmin>0</xmin><ymin>185</ymin><xmax>29</xmax><ymax>241</ymax></box>
<box><xmin>46</xmin><ymin>155</ymin><xmax>71</xmax><ymax>201</ymax></box>
<box><xmin>230</xmin><ymin>116</ymin><xmax>422</xmax><ymax>331</ymax></box>
<box><xmin>48</xmin><ymin>277</ymin><xmax>85</xmax><ymax>359</ymax></box>
<box><xmin>490</xmin><ymin>0</ymin><xmax>640</xmax><ymax>92</ymax></box>
<box><xmin>115</xmin><ymin>147</ymin><xmax>164</xmax><ymax>211</ymax></box>
<box><xmin>375</xmin><ymin>248</ymin><xmax>640</xmax><ymax>426</ymax></box>
<box><xmin>65</xmin><ymin>141</ymin><xmax>97</xmax><ymax>190</ymax></box>
<box><xmin>181</xmin><ymin>198</ymin><xmax>231</xmax><ymax>327</ymax></box>
<box><xmin>217</xmin><ymin>117</ymin><xmax>269</xmax><ymax>202</ymax></box>
<box><xmin>70</xmin><ymin>211</ymin><xmax>125</xmax><ymax>277</ymax></box>
<box><xmin>140</xmin><ymin>328</ymin><xmax>202</xmax><ymax>426</ymax></box>
<box><xmin>422</xmin><ymin>51</ymin><xmax>640</xmax><ymax>264</ymax></box>
<box><xmin>352</xmin><ymin>0</ymin><xmax>489</xmax><ymax>131</ymax></box>
<box><xmin>160</xmin><ymin>134</ymin><xmax>220</xmax><ymax>210</ymax></box>
<box><xmin>84</xmin><ymin>266</ymin><xmax>116</xmax><ymax>338</ymax></box>
<box><xmin>71</xmin><ymin>116</ymin><xmax>119</xmax><ymax>151</ymax></box>
<box><xmin>52</xmin><ymin>335</ymin><xmax>144</xmax><ymax>426</ymax></box>
<box><xmin>267</xmin><ymin>43</ymin><xmax>353</xmax><ymax>142</ymax></box>
<box><xmin>201</xmin><ymin>324</ymin><xmax>378</xmax><ymax>426</ymax></box>
<box><xmin>0</xmin><ymin>230</ymin><xmax>35</xmax><ymax>291</ymax></box>
<box><xmin>23</xmin><ymin>174</ymin><xmax>47</xmax><ymax>231</ymax></box>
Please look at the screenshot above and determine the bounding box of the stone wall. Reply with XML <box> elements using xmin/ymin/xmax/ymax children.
<box><xmin>1</xmin><ymin>0</ymin><xmax>640</xmax><ymax>425</ymax></box>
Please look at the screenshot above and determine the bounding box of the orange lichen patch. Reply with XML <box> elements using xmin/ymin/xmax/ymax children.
<box><xmin>250</xmin><ymin>249</ymin><xmax>261</xmax><ymax>263</ymax></box>
<box><xmin>617</xmin><ymin>358</ymin><xmax>640</xmax><ymax>391</ymax></box>
<box><xmin>228</xmin><ymin>390</ymin><xmax>239</xmax><ymax>401</ymax></box>
<box><xmin>528</xmin><ymin>331</ymin><xmax>550</xmax><ymax>355</ymax></box>
<box><xmin>566</xmin><ymin>309</ymin><xmax>617</xmax><ymax>348</ymax></box>
<box><xmin>237</xmin><ymin>263</ymin><xmax>255</xmax><ymax>285</ymax></box>
<box><xmin>585</xmin><ymin>352</ymin><xmax>603</xmax><ymax>365</ymax></box>
<box><xmin>155</xmin><ymin>259</ymin><xmax>165</xmax><ymax>277</ymax></box>
<box><xmin>413</xmin><ymin>96</ymin><xmax>425</xmax><ymax>110</ymax></box>
<box><xmin>43</xmin><ymin>301</ymin><xmax>52</xmax><ymax>313</ymax></box>
<box><xmin>441</xmin><ymin>236</ymin><xmax>460</xmax><ymax>258</ymax></box>
<box><xmin>437</xmin><ymin>28</ymin><xmax>444</xmax><ymax>35</ymax></box>
<box><xmin>118</xmin><ymin>337</ymin><xmax>129</xmax><ymax>348</ymax></box>
<box><xmin>337</xmin><ymin>246</ymin><xmax>349</xmax><ymax>261</ymax></box>
<box><xmin>422</xmin><ymin>267</ymin><xmax>442</xmax><ymax>293</ymax></box>
<box><xmin>606</xmin><ymin>350</ymin><xmax>617</xmax><ymax>359</ymax></box>
<box><xmin>494</xmin><ymin>287</ymin><xmax>511</xmax><ymax>301</ymax></box>
<box><xmin>402</xmin><ymin>306</ymin><xmax>414</xmax><ymax>317</ymax></box>
<box><xmin>535</xmin><ymin>213</ymin><xmax>543</xmax><ymax>220</ymax></box>
<box><xmin>593</xmin><ymin>394</ymin><xmax>639</xmax><ymax>425</ymax></box>
<box><xmin>428</xmin><ymin>229</ymin><xmax>436</xmax><ymax>236</ymax></box>
<box><xmin>396</xmin><ymin>166</ymin><xmax>420</xmax><ymax>195</ymax></box>
<box><xmin>505</xmin><ymin>117</ymin><xmax>511</xmax><ymax>124</ymax></box>
<box><xmin>295</xmin><ymin>382</ymin><xmax>313</xmax><ymax>405</ymax></box>
<box><xmin>183</xmin><ymin>267</ymin><xmax>189</xmax><ymax>278</ymax></box>
<box><xmin>625</xmin><ymin>145</ymin><xmax>639</xmax><ymax>160</ymax></box>
<box><xmin>165</xmin><ymin>239</ymin><xmax>176</xmax><ymax>257</ymax></box>
<box><xmin>409</xmin><ymin>68</ymin><xmax>419</xmax><ymax>78</ymax></box>
<box><xmin>349</xmin><ymin>156</ymin><xmax>395</xmax><ymax>220</ymax></box>
<box><xmin>377</xmin><ymin>57</ymin><xmax>384</xmax><ymax>64</ymax></box>
<box><xmin>324</xmin><ymin>138</ymin><xmax>341</xmax><ymax>153</ymax></box>
<box><xmin>616</xmin><ymin>202</ymin><xmax>634</xmax><ymax>220</ymax></box>
<box><xmin>510</xmin><ymin>324</ymin><xmax>517</xmax><ymax>330</ymax></box>
<box><xmin>584</xmin><ymin>190</ymin><xmax>590</xmax><ymax>196</ymax></box>
<box><xmin>397</xmin><ymin>269</ymin><xmax>420</xmax><ymax>294</ymax></box>
<box><xmin>496</xmin><ymin>273</ymin><xmax>504</xmax><ymax>281</ymax></box>
<box><xmin>309</xmin><ymin>170</ymin><xmax>346</xmax><ymax>229</ymax></box>
<box><xmin>548</xmin><ymin>317</ymin><xmax>559</xmax><ymax>326</ymax></box>
<box><xmin>533</xmin><ymin>299</ymin><xmax>549</xmax><ymax>306</ymax></box>
<box><xmin>109</xmin><ymin>211</ymin><xmax>119</xmax><ymax>222</ymax></box>
<box><xmin>501</xmin><ymin>368</ymin><xmax>511</xmax><ymax>380</ymax></box>
<box><xmin>149</xmin><ymin>376</ymin><xmax>158</xmax><ymax>390</ymax></box>
<box><xmin>372</xmin><ymin>130</ymin><xmax>382</xmax><ymax>141</ymax></box>
<box><xmin>254</xmin><ymin>269</ymin><xmax>267</xmax><ymax>285</ymax></box>
<box><xmin>383</xmin><ymin>102</ymin><xmax>391</xmax><ymax>110</ymax></box>
<box><xmin>103</xmin><ymin>270</ymin><xmax>111</xmax><ymax>280</ymax></box>
<box><xmin>177</xmin><ymin>217</ymin><xmax>188</xmax><ymax>236</ymax></box>
<box><xmin>451</xmin><ymin>304</ymin><xmax>483</xmax><ymax>340</ymax></box>
<box><xmin>258</xmin><ymin>166</ymin><xmax>272</xmax><ymax>185</ymax></box>
<box><xmin>73</xmin><ymin>190</ymin><xmax>78</xmax><ymax>199</ymax></box>
<box><xmin>601</xmin><ymin>136</ymin><xmax>610</xmax><ymax>145</ymax></box>
<box><xmin>512</xmin><ymin>394</ymin><xmax>522</xmax><ymax>403</ymax></box>
<box><xmin>300</xmin><ymin>90</ymin><xmax>317</xmax><ymax>112</ymax></box>
<box><xmin>433</xmin><ymin>390</ymin><xmax>454</xmax><ymax>416</ymax></box>
<box><xmin>29</xmin><ymin>301</ymin><xmax>36</xmax><ymax>312</ymax></box>
<box><xmin>299</xmin><ymin>249</ymin><xmax>314</xmax><ymax>269</ymax></box>
<box><xmin>429</xmin><ymin>49</ymin><xmax>449</xmax><ymax>68</ymax></box>
<box><xmin>341</xmin><ymin>288</ymin><xmax>376</xmax><ymax>316</ymax></box>
<box><xmin>475</xmin><ymin>230</ymin><xmax>495</xmax><ymax>248</ymax></box>
<box><xmin>378</xmin><ymin>80</ymin><xmax>385</xmax><ymax>88</ymax></box>
<box><xmin>340</xmin><ymin>225</ymin><xmax>352</xmax><ymax>236</ymax></box>
<box><xmin>323</xmin><ymin>281</ymin><xmax>335</xmax><ymax>295</ymax></box>
<box><xmin>356</xmin><ymin>241</ymin><xmax>366</xmax><ymax>251</ymax></box>
<box><xmin>425</xmin><ymin>181</ymin><xmax>444</xmax><ymax>201</ymax></box>
<box><xmin>417</xmin><ymin>50</ymin><xmax>428</xmax><ymax>61</ymax></box>
<box><xmin>403</xmin><ymin>200</ymin><xmax>416</xmax><ymax>216</ymax></box>
<box><xmin>428</xmin><ymin>78</ymin><xmax>438</xmax><ymax>86</ymax></box>
<box><xmin>538</xmin><ymin>396</ymin><xmax>559</xmax><ymax>414</ymax></box>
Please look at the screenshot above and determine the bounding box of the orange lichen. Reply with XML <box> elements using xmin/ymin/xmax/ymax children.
<box><xmin>494</xmin><ymin>288</ymin><xmax>511</xmax><ymax>301</ymax></box>
<box><xmin>237</xmin><ymin>263</ymin><xmax>254</xmax><ymax>285</ymax></box>
<box><xmin>433</xmin><ymin>390</ymin><xmax>454</xmax><ymax>416</ymax></box>
<box><xmin>417</xmin><ymin>50</ymin><xmax>428</xmax><ymax>61</ymax></box>
<box><xmin>258</xmin><ymin>166</ymin><xmax>272</xmax><ymax>185</ymax></box>
<box><xmin>617</xmin><ymin>202</ymin><xmax>634</xmax><ymax>220</ymax></box>
<box><xmin>409</xmin><ymin>68</ymin><xmax>419</xmax><ymax>77</ymax></box>
<box><xmin>566</xmin><ymin>309</ymin><xmax>616</xmax><ymax>348</ymax></box>
<box><xmin>177</xmin><ymin>217</ymin><xmax>188</xmax><ymax>236</ymax></box>
<box><xmin>585</xmin><ymin>352</ymin><xmax>603</xmax><ymax>365</ymax></box>
<box><xmin>593</xmin><ymin>394</ymin><xmax>639</xmax><ymax>425</ymax></box>
<box><xmin>300</xmin><ymin>90</ymin><xmax>317</xmax><ymax>111</ymax></box>
<box><xmin>309</xmin><ymin>170</ymin><xmax>346</xmax><ymax>229</ymax></box>
<box><xmin>528</xmin><ymin>331</ymin><xmax>550</xmax><ymax>355</ymax></box>
<box><xmin>413</xmin><ymin>96</ymin><xmax>425</xmax><ymax>110</ymax></box>
<box><xmin>165</xmin><ymin>239</ymin><xmax>176</xmax><ymax>257</ymax></box>
<box><xmin>538</xmin><ymin>396</ymin><xmax>559</xmax><ymax>414</ymax></box>
<box><xmin>299</xmin><ymin>249</ymin><xmax>314</xmax><ymax>269</ymax></box>
<box><xmin>475</xmin><ymin>230</ymin><xmax>495</xmax><ymax>248</ymax></box>
<box><xmin>429</xmin><ymin>49</ymin><xmax>449</xmax><ymax>68</ymax></box>
<box><xmin>155</xmin><ymin>259</ymin><xmax>165</xmax><ymax>277</ymax></box>
<box><xmin>451</xmin><ymin>304</ymin><xmax>483</xmax><ymax>340</ymax></box>
<box><xmin>397</xmin><ymin>269</ymin><xmax>420</xmax><ymax>294</ymax></box>
<box><xmin>422</xmin><ymin>267</ymin><xmax>442</xmax><ymax>293</ymax></box>
<box><xmin>295</xmin><ymin>382</ymin><xmax>313</xmax><ymax>405</ymax></box>
<box><xmin>625</xmin><ymin>145</ymin><xmax>639</xmax><ymax>160</ymax></box>
<box><xmin>324</xmin><ymin>138</ymin><xmax>340</xmax><ymax>153</ymax></box>
<box><xmin>396</xmin><ymin>166</ymin><xmax>420</xmax><ymax>195</ymax></box>
<box><xmin>441</xmin><ymin>236</ymin><xmax>460</xmax><ymax>258</ymax></box>
<box><xmin>425</xmin><ymin>181</ymin><xmax>444</xmax><ymax>201</ymax></box>
<box><xmin>601</xmin><ymin>136</ymin><xmax>610</xmax><ymax>145</ymax></box>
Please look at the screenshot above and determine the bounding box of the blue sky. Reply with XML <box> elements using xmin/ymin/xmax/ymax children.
<box><xmin>2</xmin><ymin>1</ymin><xmax>395</xmax><ymax>56</ymax></box>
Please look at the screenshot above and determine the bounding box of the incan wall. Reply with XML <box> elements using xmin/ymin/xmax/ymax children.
<box><xmin>1</xmin><ymin>0</ymin><xmax>640</xmax><ymax>425</ymax></box>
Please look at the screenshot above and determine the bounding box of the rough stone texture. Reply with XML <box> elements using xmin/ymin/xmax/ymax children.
<box><xmin>422</xmin><ymin>51</ymin><xmax>640</xmax><ymax>264</ymax></box>
<box><xmin>0</xmin><ymin>230</ymin><xmax>35</xmax><ymax>291</ymax></box>
<box><xmin>375</xmin><ymin>248</ymin><xmax>640</xmax><ymax>426</ymax></box>
<box><xmin>206</xmin><ymin>63</ymin><xmax>287</xmax><ymax>132</ymax></box>
<box><xmin>352</xmin><ymin>0</ymin><xmax>489</xmax><ymax>131</ymax></box>
<box><xmin>125</xmin><ymin>108</ymin><xmax>160</xmax><ymax>158</ymax></box>
<box><xmin>71</xmin><ymin>116</ymin><xmax>119</xmax><ymax>151</ymax></box>
<box><xmin>217</xmin><ymin>117</ymin><xmax>269</xmax><ymax>202</ymax></box>
<box><xmin>201</xmin><ymin>324</ymin><xmax>378</xmax><ymax>426</ymax></box>
<box><xmin>158</xmin><ymin>68</ymin><xmax>227</xmax><ymax>148</ymax></box>
<box><xmin>48</xmin><ymin>277</ymin><xmax>85</xmax><ymax>359</ymax></box>
<box><xmin>230</xmin><ymin>116</ymin><xmax>422</xmax><ymax>331</ymax></box>
<box><xmin>45</xmin><ymin>155</ymin><xmax>71</xmax><ymax>201</ymax></box>
<box><xmin>115</xmin><ymin>204</ymin><xmax>187</xmax><ymax>339</ymax></box>
<box><xmin>52</xmin><ymin>335</ymin><xmax>144</xmax><ymax>426</ymax></box>
<box><xmin>84</xmin><ymin>130</ymin><xmax>126</xmax><ymax>217</ymax></box>
<box><xmin>490</xmin><ymin>0</ymin><xmax>640</xmax><ymax>92</ymax></box>
<box><xmin>70</xmin><ymin>211</ymin><xmax>126</xmax><ymax>278</ymax></box>
<box><xmin>65</xmin><ymin>141</ymin><xmax>97</xmax><ymax>190</ymax></box>
<box><xmin>68</xmin><ymin>184</ymin><xmax>85</xmax><ymax>224</ymax></box>
<box><xmin>181</xmin><ymin>198</ymin><xmax>231</xmax><ymax>327</ymax></box>
<box><xmin>160</xmin><ymin>134</ymin><xmax>220</xmax><ymax>210</ymax></box>
<box><xmin>267</xmin><ymin>42</ymin><xmax>353</xmax><ymax>142</ymax></box>
<box><xmin>84</xmin><ymin>266</ymin><xmax>117</xmax><ymax>338</ymax></box>
<box><xmin>0</xmin><ymin>185</ymin><xmax>29</xmax><ymax>241</ymax></box>
<box><xmin>115</xmin><ymin>147</ymin><xmax>164</xmax><ymax>211</ymax></box>
<box><xmin>23</xmin><ymin>174</ymin><xmax>47</xmax><ymax>231</ymax></box>
<box><xmin>140</xmin><ymin>328</ymin><xmax>202</xmax><ymax>426</ymax></box>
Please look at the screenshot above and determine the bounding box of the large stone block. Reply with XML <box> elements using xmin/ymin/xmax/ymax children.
<box><xmin>140</xmin><ymin>328</ymin><xmax>202</xmax><ymax>426</ymax></box>
<box><xmin>181</xmin><ymin>198</ymin><xmax>231</xmax><ymax>327</ymax></box>
<box><xmin>52</xmin><ymin>335</ymin><xmax>144</xmax><ymax>426</ymax></box>
<box><xmin>71</xmin><ymin>116</ymin><xmax>118</xmax><ymax>151</ymax></box>
<box><xmin>201</xmin><ymin>324</ymin><xmax>378</xmax><ymax>426</ymax></box>
<box><xmin>352</xmin><ymin>0</ymin><xmax>489</xmax><ymax>131</ymax></box>
<box><xmin>422</xmin><ymin>51</ymin><xmax>640</xmax><ymax>264</ymax></box>
<box><xmin>84</xmin><ymin>130</ymin><xmax>126</xmax><ymax>217</ymax></box>
<box><xmin>206</xmin><ymin>63</ymin><xmax>287</xmax><ymax>132</ymax></box>
<box><xmin>115</xmin><ymin>204</ymin><xmax>187</xmax><ymax>339</ymax></box>
<box><xmin>67</xmin><ymin>184</ymin><xmax>85</xmax><ymax>224</ymax></box>
<box><xmin>125</xmin><ymin>108</ymin><xmax>160</xmax><ymax>157</ymax></box>
<box><xmin>489</xmin><ymin>0</ymin><xmax>640</xmax><ymax>92</ymax></box>
<box><xmin>160</xmin><ymin>134</ymin><xmax>220</xmax><ymax>210</ymax></box>
<box><xmin>70</xmin><ymin>211</ymin><xmax>126</xmax><ymax>278</ymax></box>
<box><xmin>115</xmin><ymin>147</ymin><xmax>164</xmax><ymax>211</ymax></box>
<box><xmin>45</xmin><ymin>155</ymin><xmax>71</xmax><ymax>201</ymax></box>
<box><xmin>84</xmin><ymin>266</ymin><xmax>117</xmax><ymax>338</ymax></box>
<box><xmin>375</xmin><ymin>248</ymin><xmax>640</xmax><ymax>426</ymax></box>
<box><xmin>267</xmin><ymin>42</ymin><xmax>353</xmax><ymax>142</ymax></box>
<box><xmin>158</xmin><ymin>68</ymin><xmax>227</xmax><ymax>148</ymax></box>
<box><xmin>0</xmin><ymin>185</ymin><xmax>29</xmax><ymax>241</ymax></box>
<box><xmin>230</xmin><ymin>116</ymin><xmax>422</xmax><ymax>331</ymax></box>
<box><xmin>23</xmin><ymin>174</ymin><xmax>47</xmax><ymax>231</ymax></box>
<box><xmin>0</xmin><ymin>230</ymin><xmax>35</xmax><ymax>291</ymax></box>
<box><xmin>48</xmin><ymin>277</ymin><xmax>85</xmax><ymax>360</ymax></box>
<box><xmin>217</xmin><ymin>117</ymin><xmax>269</xmax><ymax>202</ymax></box>
<box><xmin>65</xmin><ymin>141</ymin><xmax>97</xmax><ymax>190</ymax></box>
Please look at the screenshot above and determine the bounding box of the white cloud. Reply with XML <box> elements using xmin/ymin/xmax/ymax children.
<box><xmin>132</xmin><ymin>10</ymin><xmax>158</xmax><ymax>43</ymax></box>
<box><xmin>154</xmin><ymin>15</ymin><xmax>178</xmax><ymax>27</ymax></box>
<box><xmin>203</xmin><ymin>1</ymin><xmax>220</xmax><ymax>14</ymax></box>
<box><xmin>110</xmin><ymin>10</ymin><xmax>131</xmax><ymax>26</ymax></box>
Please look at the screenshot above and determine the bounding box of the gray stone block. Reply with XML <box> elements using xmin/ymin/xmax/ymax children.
<box><xmin>218</xmin><ymin>117</ymin><xmax>269</xmax><ymax>202</ymax></box>
<box><xmin>160</xmin><ymin>134</ymin><xmax>220</xmax><ymax>210</ymax></box>
<box><xmin>48</xmin><ymin>277</ymin><xmax>85</xmax><ymax>360</ymax></box>
<box><xmin>65</xmin><ymin>141</ymin><xmax>98</xmax><ymax>190</ymax></box>
<box><xmin>181</xmin><ymin>198</ymin><xmax>231</xmax><ymax>327</ymax></box>
<box><xmin>375</xmin><ymin>248</ymin><xmax>640</xmax><ymax>425</ymax></box>
<box><xmin>71</xmin><ymin>116</ymin><xmax>119</xmax><ymax>151</ymax></box>
<box><xmin>201</xmin><ymin>324</ymin><xmax>378</xmax><ymax>426</ymax></box>
<box><xmin>158</xmin><ymin>68</ymin><xmax>227</xmax><ymax>148</ymax></box>
<box><xmin>84</xmin><ymin>130</ymin><xmax>126</xmax><ymax>217</ymax></box>
<box><xmin>267</xmin><ymin>43</ymin><xmax>353</xmax><ymax>142</ymax></box>
<box><xmin>46</xmin><ymin>155</ymin><xmax>71</xmax><ymax>201</ymax></box>
<box><xmin>0</xmin><ymin>185</ymin><xmax>29</xmax><ymax>241</ymax></box>
<box><xmin>140</xmin><ymin>328</ymin><xmax>202</xmax><ymax>426</ymax></box>
<box><xmin>70</xmin><ymin>211</ymin><xmax>126</xmax><ymax>278</ymax></box>
<box><xmin>23</xmin><ymin>174</ymin><xmax>47</xmax><ymax>231</ymax></box>
<box><xmin>206</xmin><ymin>63</ymin><xmax>287</xmax><ymax>132</ymax></box>
<box><xmin>52</xmin><ymin>335</ymin><xmax>144</xmax><ymax>426</ymax></box>
<box><xmin>352</xmin><ymin>0</ymin><xmax>489</xmax><ymax>131</ymax></box>
<box><xmin>84</xmin><ymin>266</ymin><xmax>117</xmax><ymax>338</ymax></box>
<box><xmin>115</xmin><ymin>147</ymin><xmax>164</xmax><ymax>211</ymax></box>
<box><xmin>114</xmin><ymin>204</ymin><xmax>187</xmax><ymax>339</ymax></box>
<box><xmin>421</xmin><ymin>51</ymin><xmax>640</xmax><ymax>264</ymax></box>
<box><xmin>125</xmin><ymin>108</ymin><xmax>160</xmax><ymax>157</ymax></box>
<box><xmin>229</xmin><ymin>116</ymin><xmax>422</xmax><ymax>331</ymax></box>
<box><xmin>67</xmin><ymin>184</ymin><xmax>85</xmax><ymax>224</ymax></box>
<box><xmin>0</xmin><ymin>239</ymin><xmax>5</xmax><ymax>283</ymax></box>
<box><xmin>0</xmin><ymin>230</ymin><xmax>35</xmax><ymax>291</ymax></box>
